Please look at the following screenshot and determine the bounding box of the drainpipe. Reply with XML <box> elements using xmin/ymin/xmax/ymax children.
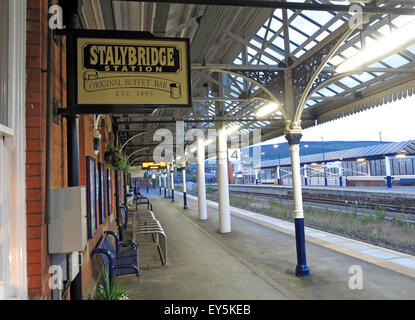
<box><xmin>65</xmin><ymin>4</ymin><xmax>83</xmax><ymax>300</ymax></box>
<box><xmin>47</xmin><ymin>0</ymin><xmax>63</xmax><ymax>300</ymax></box>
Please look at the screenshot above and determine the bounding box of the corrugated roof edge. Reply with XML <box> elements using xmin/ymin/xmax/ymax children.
<box><xmin>255</xmin><ymin>140</ymin><xmax>415</xmax><ymax>169</ymax></box>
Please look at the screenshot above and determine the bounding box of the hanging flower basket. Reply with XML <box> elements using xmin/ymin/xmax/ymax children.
<box><xmin>104</xmin><ymin>146</ymin><xmax>122</xmax><ymax>168</ymax></box>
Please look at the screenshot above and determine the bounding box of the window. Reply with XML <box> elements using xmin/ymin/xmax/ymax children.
<box><xmin>86</xmin><ymin>157</ymin><xmax>98</xmax><ymax>239</ymax></box>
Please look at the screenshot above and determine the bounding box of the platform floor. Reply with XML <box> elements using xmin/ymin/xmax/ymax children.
<box><xmin>118</xmin><ymin>189</ymin><xmax>415</xmax><ymax>300</ymax></box>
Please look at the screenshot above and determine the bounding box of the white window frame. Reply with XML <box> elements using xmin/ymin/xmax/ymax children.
<box><xmin>0</xmin><ymin>0</ymin><xmax>14</xmax><ymax>137</ymax></box>
<box><xmin>0</xmin><ymin>0</ymin><xmax>27</xmax><ymax>300</ymax></box>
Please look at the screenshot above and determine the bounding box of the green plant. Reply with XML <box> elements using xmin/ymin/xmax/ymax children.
<box><xmin>95</xmin><ymin>268</ymin><xmax>130</xmax><ymax>300</ymax></box>
<box><xmin>104</xmin><ymin>145</ymin><xmax>130</xmax><ymax>173</ymax></box>
<box><xmin>118</xmin><ymin>153</ymin><xmax>130</xmax><ymax>173</ymax></box>
<box><xmin>374</xmin><ymin>207</ymin><xmax>387</xmax><ymax>222</ymax></box>
<box><xmin>206</xmin><ymin>185</ymin><xmax>216</xmax><ymax>195</ymax></box>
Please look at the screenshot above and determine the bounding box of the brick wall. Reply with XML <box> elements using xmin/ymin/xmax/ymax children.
<box><xmin>26</xmin><ymin>0</ymin><xmax>52</xmax><ymax>299</ymax></box>
<box><xmin>26</xmin><ymin>0</ymin><xmax>119</xmax><ymax>299</ymax></box>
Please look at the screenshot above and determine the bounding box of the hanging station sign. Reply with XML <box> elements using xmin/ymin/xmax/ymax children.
<box><xmin>142</xmin><ymin>161</ymin><xmax>167</xmax><ymax>170</ymax></box>
<box><xmin>64</xmin><ymin>30</ymin><xmax>191</xmax><ymax>114</ymax></box>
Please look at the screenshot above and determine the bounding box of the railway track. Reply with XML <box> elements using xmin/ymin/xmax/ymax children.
<box><xmin>229</xmin><ymin>189</ymin><xmax>415</xmax><ymax>223</ymax></box>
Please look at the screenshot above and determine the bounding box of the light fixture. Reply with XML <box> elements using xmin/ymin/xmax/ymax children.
<box><xmin>311</xmin><ymin>163</ymin><xmax>318</xmax><ymax>166</ymax></box>
<box><xmin>255</xmin><ymin>102</ymin><xmax>279</xmax><ymax>118</ymax></box>
<box><xmin>336</xmin><ymin>18</ymin><xmax>415</xmax><ymax>73</ymax></box>
<box><xmin>93</xmin><ymin>128</ymin><xmax>101</xmax><ymax>156</ymax></box>
<box><xmin>224</xmin><ymin>124</ymin><xmax>241</xmax><ymax>136</ymax></box>
<box><xmin>395</xmin><ymin>154</ymin><xmax>407</xmax><ymax>159</ymax></box>
<box><xmin>357</xmin><ymin>158</ymin><xmax>366</xmax><ymax>162</ymax></box>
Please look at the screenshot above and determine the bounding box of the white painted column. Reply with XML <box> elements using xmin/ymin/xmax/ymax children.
<box><xmin>182</xmin><ymin>159</ymin><xmax>188</xmax><ymax>209</ymax></box>
<box><xmin>217</xmin><ymin>124</ymin><xmax>231</xmax><ymax>233</ymax></box>
<box><xmin>167</xmin><ymin>162</ymin><xmax>171</xmax><ymax>197</ymax></box>
<box><xmin>286</xmin><ymin>132</ymin><xmax>309</xmax><ymax>277</ymax></box>
<box><xmin>290</xmin><ymin>144</ymin><xmax>304</xmax><ymax>219</ymax></box>
<box><xmin>158</xmin><ymin>170</ymin><xmax>162</xmax><ymax>194</ymax></box>
<box><xmin>303</xmin><ymin>164</ymin><xmax>308</xmax><ymax>186</ymax></box>
<box><xmin>171</xmin><ymin>161</ymin><xmax>175</xmax><ymax>202</ymax></box>
<box><xmin>163</xmin><ymin>168</ymin><xmax>167</xmax><ymax>198</ymax></box>
<box><xmin>277</xmin><ymin>166</ymin><xmax>281</xmax><ymax>185</ymax></box>
<box><xmin>197</xmin><ymin>137</ymin><xmax>207</xmax><ymax>220</ymax></box>
<box><xmin>385</xmin><ymin>156</ymin><xmax>392</xmax><ymax>188</ymax></box>
<box><xmin>338</xmin><ymin>162</ymin><xmax>343</xmax><ymax>187</ymax></box>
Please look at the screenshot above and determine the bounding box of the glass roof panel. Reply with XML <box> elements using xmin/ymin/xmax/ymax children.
<box><xmin>381</xmin><ymin>54</ymin><xmax>411</xmax><ymax>68</ymax></box>
<box><xmin>327</xmin><ymin>84</ymin><xmax>345</xmax><ymax>93</ymax></box>
<box><xmin>271</xmin><ymin>36</ymin><xmax>285</xmax><ymax>51</ymax></box>
<box><xmin>287</xmin><ymin>27</ymin><xmax>309</xmax><ymax>45</ymax></box>
<box><xmin>290</xmin><ymin>15</ymin><xmax>320</xmax><ymax>35</ymax></box>
<box><xmin>300</xmin><ymin>10</ymin><xmax>334</xmax><ymax>26</ymax></box>
<box><xmin>338</xmin><ymin>77</ymin><xmax>361</xmax><ymax>88</ymax></box>
<box><xmin>391</xmin><ymin>15</ymin><xmax>415</xmax><ymax>28</ymax></box>
<box><xmin>351</xmin><ymin>72</ymin><xmax>375</xmax><ymax>83</ymax></box>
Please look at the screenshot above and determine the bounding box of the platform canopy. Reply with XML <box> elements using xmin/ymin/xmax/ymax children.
<box><xmin>76</xmin><ymin>0</ymin><xmax>415</xmax><ymax>165</ymax></box>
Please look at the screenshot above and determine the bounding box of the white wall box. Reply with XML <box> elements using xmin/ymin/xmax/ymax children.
<box><xmin>48</xmin><ymin>187</ymin><xmax>87</xmax><ymax>254</ymax></box>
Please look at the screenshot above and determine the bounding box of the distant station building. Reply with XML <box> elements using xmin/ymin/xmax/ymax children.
<box><xmin>254</xmin><ymin>141</ymin><xmax>415</xmax><ymax>188</ymax></box>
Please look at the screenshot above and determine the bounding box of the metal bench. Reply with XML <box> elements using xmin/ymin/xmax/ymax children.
<box><xmin>92</xmin><ymin>231</ymin><xmax>139</xmax><ymax>283</ymax></box>
<box><xmin>120</xmin><ymin>204</ymin><xmax>132</xmax><ymax>231</ymax></box>
<box><xmin>134</xmin><ymin>192</ymin><xmax>153</xmax><ymax>211</ymax></box>
<box><xmin>136</xmin><ymin>210</ymin><xmax>167</xmax><ymax>266</ymax></box>
<box><xmin>398</xmin><ymin>178</ymin><xmax>415</xmax><ymax>186</ymax></box>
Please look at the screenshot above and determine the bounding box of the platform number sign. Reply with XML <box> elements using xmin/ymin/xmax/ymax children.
<box><xmin>228</xmin><ymin>149</ymin><xmax>241</xmax><ymax>161</ymax></box>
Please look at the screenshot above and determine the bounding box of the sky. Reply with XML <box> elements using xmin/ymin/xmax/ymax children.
<box><xmin>265</xmin><ymin>94</ymin><xmax>415</xmax><ymax>145</ymax></box>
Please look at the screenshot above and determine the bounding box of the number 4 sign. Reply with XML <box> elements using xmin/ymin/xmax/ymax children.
<box><xmin>228</xmin><ymin>149</ymin><xmax>241</xmax><ymax>161</ymax></box>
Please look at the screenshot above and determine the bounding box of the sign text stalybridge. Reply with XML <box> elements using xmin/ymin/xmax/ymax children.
<box><xmin>64</xmin><ymin>30</ymin><xmax>191</xmax><ymax>114</ymax></box>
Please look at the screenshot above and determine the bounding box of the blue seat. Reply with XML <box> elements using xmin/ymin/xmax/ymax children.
<box><xmin>92</xmin><ymin>231</ymin><xmax>139</xmax><ymax>283</ymax></box>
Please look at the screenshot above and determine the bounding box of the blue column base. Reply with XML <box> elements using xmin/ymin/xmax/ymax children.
<box><xmin>339</xmin><ymin>177</ymin><xmax>343</xmax><ymax>187</ymax></box>
<box><xmin>183</xmin><ymin>192</ymin><xmax>188</xmax><ymax>209</ymax></box>
<box><xmin>294</xmin><ymin>218</ymin><xmax>310</xmax><ymax>277</ymax></box>
<box><xmin>164</xmin><ymin>188</ymin><xmax>166</xmax><ymax>198</ymax></box>
<box><xmin>295</xmin><ymin>264</ymin><xmax>310</xmax><ymax>277</ymax></box>
<box><xmin>386</xmin><ymin>176</ymin><xmax>392</xmax><ymax>188</ymax></box>
<box><xmin>171</xmin><ymin>190</ymin><xmax>175</xmax><ymax>202</ymax></box>
<box><xmin>159</xmin><ymin>187</ymin><xmax>161</xmax><ymax>195</ymax></box>
<box><xmin>304</xmin><ymin>178</ymin><xmax>308</xmax><ymax>186</ymax></box>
